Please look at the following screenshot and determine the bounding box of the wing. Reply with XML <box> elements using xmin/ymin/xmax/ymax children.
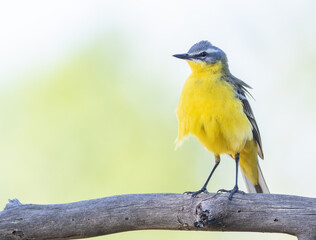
<box><xmin>226</xmin><ymin>74</ymin><xmax>264</xmax><ymax>159</ymax></box>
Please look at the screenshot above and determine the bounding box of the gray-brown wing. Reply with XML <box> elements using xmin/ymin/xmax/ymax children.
<box><xmin>226</xmin><ymin>75</ymin><xmax>264</xmax><ymax>159</ymax></box>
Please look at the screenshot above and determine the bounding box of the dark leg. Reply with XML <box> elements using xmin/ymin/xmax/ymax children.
<box><xmin>185</xmin><ymin>155</ymin><xmax>220</xmax><ymax>197</ymax></box>
<box><xmin>217</xmin><ymin>153</ymin><xmax>244</xmax><ymax>200</ymax></box>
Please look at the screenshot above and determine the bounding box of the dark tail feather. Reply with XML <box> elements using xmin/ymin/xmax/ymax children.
<box><xmin>255</xmin><ymin>184</ymin><xmax>263</xmax><ymax>193</ymax></box>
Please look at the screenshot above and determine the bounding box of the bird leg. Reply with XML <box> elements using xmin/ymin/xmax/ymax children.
<box><xmin>217</xmin><ymin>152</ymin><xmax>244</xmax><ymax>200</ymax></box>
<box><xmin>184</xmin><ymin>155</ymin><xmax>220</xmax><ymax>197</ymax></box>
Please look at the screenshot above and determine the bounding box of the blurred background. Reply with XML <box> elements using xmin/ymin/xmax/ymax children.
<box><xmin>0</xmin><ymin>1</ymin><xmax>315</xmax><ymax>239</ymax></box>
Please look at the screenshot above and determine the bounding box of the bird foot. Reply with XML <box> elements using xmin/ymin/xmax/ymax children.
<box><xmin>217</xmin><ymin>186</ymin><xmax>245</xmax><ymax>200</ymax></box>
<box><xmin>184</xmin><ymin>188</ymin><xmax>209</xmax><ymax>197</ymax></box>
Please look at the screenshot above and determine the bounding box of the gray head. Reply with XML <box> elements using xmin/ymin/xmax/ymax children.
<box><xmin>173</xmin><ymin>40</ymin><xmax>227</xmax><ymax>65</ymax></box>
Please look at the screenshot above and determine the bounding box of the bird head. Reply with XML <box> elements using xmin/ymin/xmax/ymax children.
<box><xmin>173</xmin><ymin>40</ymin><xmax>228</xmax><ymax>73</ymax></box>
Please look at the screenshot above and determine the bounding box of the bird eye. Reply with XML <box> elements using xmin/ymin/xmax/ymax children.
<box><xmin>200</xmin><ymin>52</ymin><xmax>207</xmax><ymax>57</ymax></box>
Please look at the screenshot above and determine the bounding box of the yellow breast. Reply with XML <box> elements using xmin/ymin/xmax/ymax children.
<box><xmin>176</xmin><ymin>61</ymin><xmax>253</xmax><ymax>155</ymax></box>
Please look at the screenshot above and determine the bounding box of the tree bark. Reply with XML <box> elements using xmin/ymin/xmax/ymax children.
<box><xmin>0</xmin><ymin>193</ymin><xmax>315</xmax><ymax>240</ymax></box>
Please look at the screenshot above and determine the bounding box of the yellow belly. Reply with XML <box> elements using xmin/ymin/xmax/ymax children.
<box><xmin>176</xmin><ymin>71</ymin><xmax>253</xmax><ymax>156</ymax></box>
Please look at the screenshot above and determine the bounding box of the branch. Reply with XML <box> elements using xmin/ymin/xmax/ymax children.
<box><xmin>0</xmin><ymin>193</ymin><xmax>315</xmax><ymax>240</ymax></box>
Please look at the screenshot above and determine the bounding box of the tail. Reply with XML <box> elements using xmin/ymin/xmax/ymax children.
<box><xmin>242</xmin><ymin>164</ymin><xmax>269</xmax><ymax>193</ymax></box>
<box><xmin>239</xmin><ymin>140</ymin><xmax>270</xmax><ymax>193</ymax></box>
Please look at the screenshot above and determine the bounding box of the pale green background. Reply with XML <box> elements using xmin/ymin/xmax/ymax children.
<box><xmin>1</xmin><ymin>1</ymin><xmax>315</xmax><ymax>239</ymax></box>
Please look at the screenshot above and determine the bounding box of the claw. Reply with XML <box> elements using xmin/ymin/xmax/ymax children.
<box><xmin>184</xmin><ymin>188</ymin><xmax>209</xmax><ymax>197</ymax></box>
<box><xmin>217</xmin><ymin>188</ymin><xmax>229</xmax><ymax>193</ymax></box>
<box><xmin>217</xmin><ymin>186</ymin><xmax>244</xmax><ymax>200</ymax></box>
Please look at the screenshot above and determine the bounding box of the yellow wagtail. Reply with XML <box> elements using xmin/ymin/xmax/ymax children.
<box><xmin>174</xmin><ymin>40</ymin><xmax>269</xmax><ymax>199</ymax></box>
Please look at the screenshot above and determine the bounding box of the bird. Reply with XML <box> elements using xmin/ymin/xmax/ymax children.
<box><xmin>173</xmin><ymin>40</ymin><xmax>269</xmax><ymax>200</ymax></box>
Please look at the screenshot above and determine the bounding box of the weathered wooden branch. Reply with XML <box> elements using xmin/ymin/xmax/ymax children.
<box><xmin>0</xmin><ymin>193</ymin><xmax>315</xmax><ymax>240</ymax></box>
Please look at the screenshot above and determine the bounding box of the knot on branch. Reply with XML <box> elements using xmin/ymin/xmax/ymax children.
<box><xmin>194</xmin><ymin>195</ymin><xmax>227</xmax><ymax>229</ymax></box>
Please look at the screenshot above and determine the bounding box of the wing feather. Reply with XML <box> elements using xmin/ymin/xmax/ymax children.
<box><xmin>225</xmin><ymin>74</ymin><xmax>264</xmax><ymax>159</ymax></box>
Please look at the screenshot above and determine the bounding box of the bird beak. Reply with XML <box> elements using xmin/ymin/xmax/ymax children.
<box><xmin>173</xmin><ymin>53</ymin><xmax>190</xmax><ymax>60</ymax></box>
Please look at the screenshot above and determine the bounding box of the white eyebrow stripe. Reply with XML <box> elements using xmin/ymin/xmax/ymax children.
<box><xmin>189</xmin><ymin>48</ymin><xmax>219</xmax><ymax>56</ymax></box>
<box><xmin>206</xmin><ymin>48</ymin><xmax>219</xmax><ymax>53</ymax></box>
